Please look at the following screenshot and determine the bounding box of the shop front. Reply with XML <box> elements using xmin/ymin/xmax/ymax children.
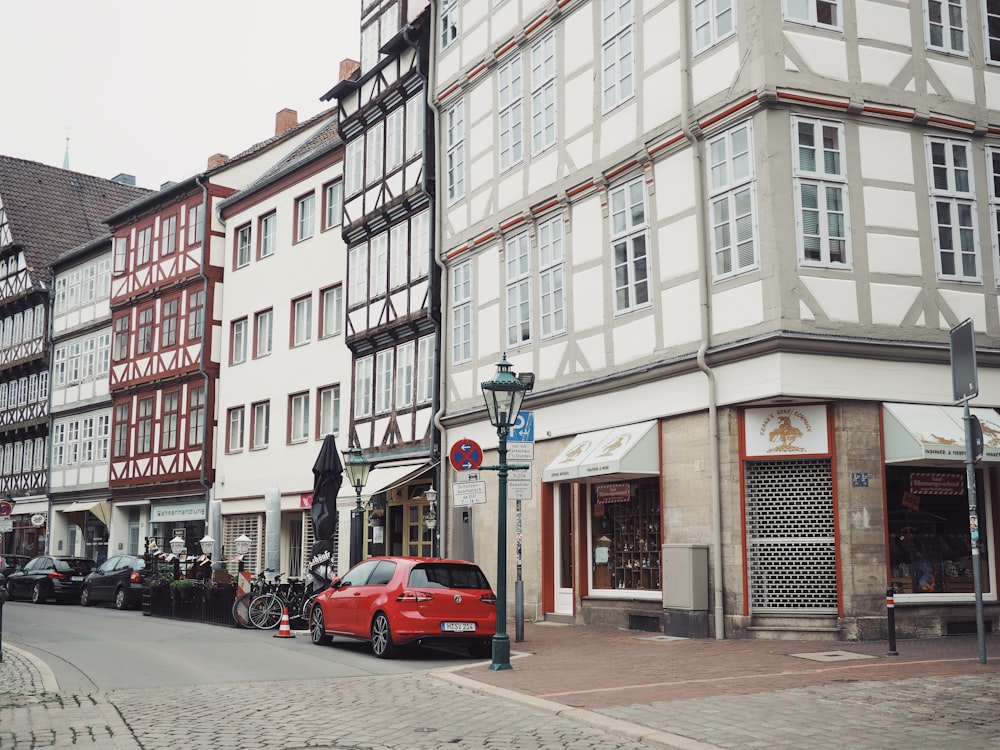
<box><xmin>542</xmin><ymin>420</ymin><xmax>663</xmax><ymax>630</ymax></box>
<box><xmin>149</xmin><ymin>499</ymin><xmax>207</xmax><ymax>558</ymax></box>
<box><xmin>56</xmin><ymin>500</ymin><xmax>111</xmax><ymax>564</ymax></box>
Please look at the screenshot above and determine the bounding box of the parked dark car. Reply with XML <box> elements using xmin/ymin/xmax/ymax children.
<box><xmin>309</xmin><ymin>556</ymin><xmax>496</xmax><ymax>659</ymax></box>
<box><xmin>5</xmin><ymin>556</ymin><xmax>96</xmax><ymax>603</ymax></box>
<box><xmin>0</xmin><ymin>554</ymin><xmax>31</xmax><ymax>587</ymax></box>
<box><xmin>81</xmin><ymin>554</ymin><xmax>147</xmax><ymax>609</ymax></box>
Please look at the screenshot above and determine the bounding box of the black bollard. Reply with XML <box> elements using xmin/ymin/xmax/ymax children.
<box><xmin>886</xmin><ymin>587</ymin><xmax>899</xmax><ymax>656</ymax></box>
<box><xmin>0</xmin><ymin>585</ymin><xmax>8</xmax><ymax>663</ymax></box>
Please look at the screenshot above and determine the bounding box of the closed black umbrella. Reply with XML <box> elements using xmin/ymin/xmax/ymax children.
<box><xmin>310</xmin><ymin>433</ymin><xmax>344</xmax><ymax>560</ymax></box>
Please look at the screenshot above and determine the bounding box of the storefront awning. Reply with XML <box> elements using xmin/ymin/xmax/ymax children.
<box><xmin>338</xmin><ymin>461</ymin><xmax>434</xmax><ymax>503</ymax></box>
<box><xmin>883</xmin><ymin>402</ymin><xmax>1000</xmax><ymax>465</ymax></box>
<box><xmin>59</xmin><ymin>500</ymin><xmax>112</xmax><ymax>527</ymax></box>
<box><xmin>543</xmin><ymin>421</ymin><xmax>659</xmax><ymax>482</ymax></box>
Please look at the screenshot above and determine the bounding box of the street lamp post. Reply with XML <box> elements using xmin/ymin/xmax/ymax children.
<box><xmin>481</xmin><ymin>354</ymin><xmax>532</xmax><ymax>671</ymax></box>
<box><xmin>425</xmin><ymin>486</ymin><xmax>438</xmax><ymax>557</ymax></box>
<box><xmin>343</xmin><ymin>444</ymin><xmax>371</xmax><ymax>568</ymax></box>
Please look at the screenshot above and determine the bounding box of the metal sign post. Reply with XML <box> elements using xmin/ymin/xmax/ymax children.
<box><xmin>950</xmin><ymin>318</ymin><xmax>986</xmax><ymax>665</ymax></box>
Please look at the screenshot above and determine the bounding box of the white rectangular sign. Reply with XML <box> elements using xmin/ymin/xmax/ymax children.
<box><xmin>507</xmin><ymin>442</ymin><xmax>533</xmax><ymax>462</ymax></box>
<box><xmin>453</xmin><ymin>481</ymin><xmax>488</xmax><ymax>506</ymax></box>
<box><xmin>0</xmin><ymin>517</ymin><xmax>13</xmax><ymax>532</ymax></box>
<box><xmin>508</xmin><ymin>480</ymin><xmax>533</xmax><ymax>501</ymax></box>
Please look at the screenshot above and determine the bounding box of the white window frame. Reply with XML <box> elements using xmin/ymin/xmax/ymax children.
<box><xmin>601</xmin><ymin>0</ymin><xmax>635</xmax><ymax>112</ymax></box>
<box><xmin>498</xmin><ymin>53</ymin><xmax>524</xmax><ymax>171</ymax></box>
<box><xmin>792</xmin><ymin>117</ymin><xmax>850</xmax><ymax>268</ymax></box>
<box><xmin>406</xmin><ymin>95</ymin><xmax>424</xmax><ymax>161</ymax></box>
<box><xmin>325</xmin><ymin>181</ymin><xmax>343</xmax><ymax>229</ymax></box>
<box><xmin>319</xmin><ymin>386</ymin><xmax>340</xmax><ymax>437</ymax></box>
<box><xmin>366</xmin><ymin>120</ymin><xmax>384</xmax><ymax>187</ymax></box>
<box><xmin>255</xmin><ymin>309</ymin><xmax>273</xmax><ymax>358</ymax></box>
<box><xmin>452</xmin><ymin>260</ymin><xmax>473</xmax><ymax>364</ymax></box>
<box><xmin>290</xmin><ymin>392</ymin><xmax>310</xmax><ymax>443</ymax></box>
<box><xmin>292</xmin><ymin>295</ymin><xmax>313</xmax><ymax>347</ymax></box>
<box><xmin>187</xmin><ymin>203</ymin><xmax>205</xmax><ymax>246</ymax></box>
<box><xmin>987</xmin><ymin>0</ymin><xmax>1000</xmax><ymax>64</ymax></box>
<box><xmin>228</xmin><ymin>407</ymin><xmax>245</xmax><ymax>453</ymax></box>
<box><xmin>354</xmin><ymin>356</ymin><xmax>373</xmax><ymax>418</ymax></box>
<box><xmin>707</xmin><ymin>121</ymin><xmax>758</xmax><ymax>279</ymax></box>
<box><xmin>609</xmin><ymin>176</ymin><xmax>652</xmax><ymax>314</ymax></box>
<box><xmin>986</xmin><ymin>145</ymin><xmax>1000</xmax><ymax>281</ymax></box>
<box><xmin>538</xmin><ymin>214</ymin><xmax>566</xmax><ymax>338</ymax></box>
<box><xmin>386</xmin><ymin>108</ymin><xmax>404</xmax><ymax>172</ymax></box>
<box><xmin>297</xmin><ymin>193</ymin><xmax>315</xmax><ymax>241</ymax></box>
<box><xmin>136</xmin><ymin>227</ymin><xmax>152</xmax><ymax>265</ymax></box>
<box><xmin>372</xmin><ymin>233</ymin><xmax>388</xmax><ymax>298</ymax></box>
<box><xmin>927</xmin><ymin>136</ymin><xmax>980</xmax><ymax>281</ymax></box>
<box><xmin>506</xmin><ymin>232</ymin><xmax>532</xmax><ymax>346</ymax></box>
<box><xmin>417</xmin><ymin>335</ymin><xmax>434</xmax><ymax>404</ymax></box>
<box><xmin>389</xmin><ymin>223</ymin><xmax>408</xmax><ymax>289</ymax></box>
<box><xmin>693</xmin><ymin>0</ymin><xmax>736</xmax><ymax>53</ymax></box>
<box><xmin>446</xmin><ymin>99</ymin><xmax>465</xmax><ymax>204</ymax></box>
<box><xmin>441</xmin><ymin>0</ymin><xmax>459</xmax><ymax>50</ymax></box>
<box><xmin>252</xmin><ymin>401</ymin><xmax>270</xmax><ymax>449</ymax></box>
<box><xmin>236</xmin><ymin>224</ymin><xmax>252</xmax><ymax>268</ymax></box>
<box><xmin>410</xmin><ymin>211</ymin><xmax>430</xmax><ymax>280</ymax></box>
<box><xmin>924</xmin><ymin>0</ymin><xmax>967</xmax><ymax>55</ymax></box>
<box><xmin>321</xmin><ymin>285</ymin><xmax>343</xmax><ymax>338</ymax></box>
<box><xmin>349</xmin><ymin>244</ymin><xmax>368</xmax><ymax>305</ymax></box>
<box><xmin>260</xmin><ymin>213</ymin><xmax>277</xmax><ymax>258</ymax></box>
<box><xmin>530</xmin><ymin>31</ymin><xmax>557</xmax><ymax>155</ymax></box>
<box><xmin>783</xmin><ymin>0</ymin><xmax>842</xmax><ymax>30</ymax></box>
<box><xmin>161</xmin><ymin>214</ymin><xmax>177</xmax><ymax>256</ymax></box>
<box><xmin>396</xmin><ymin>341</ymin><xmax>414</xmax><ymax>409</ymax></box>
<box><xmin>232</xmin><ymin>318</ymin><xmax>248</xmax><ymax>365</ymax></box>
<box><xmin>345</xmin><ymin>138</ymin><xmax>363</xmax><ymax>196</ymax></box>
<box><xmin>375</xmin><ymin>349</ymin><xmax>393</xmax><ymax>413</ymax></box>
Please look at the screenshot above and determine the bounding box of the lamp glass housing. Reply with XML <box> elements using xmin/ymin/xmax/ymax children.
<box><xmin>343</xmin><ymin>444</ymin><xmax>372</xmax><ymax>492</ymax></box>
<box><xmin>481</xmin><ymin>355</ymin><xmax>529</xmax><ymax>430</ymax></box>
<box><xmin>199</xmin><ymin>535</ymin><xmax>214</xmax><ymax>555</ymax></box>
<box><xmin>233</xmin><ymin>534</ymin><xmax>251</xmax><ymax>556</ymax></box>
<box><xmin>169</xmin><ymin>536</ymin><xmax>186</xmax><ymax>555</ymax></box>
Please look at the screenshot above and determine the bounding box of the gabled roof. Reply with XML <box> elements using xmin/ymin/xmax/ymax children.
<box><xmin>0</xmin><ymin>155</ymin><xmax>149</xmax><ymax>277</ymax></box>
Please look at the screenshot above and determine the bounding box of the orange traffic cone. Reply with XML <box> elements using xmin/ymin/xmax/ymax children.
<box><xmin>273</xmin><ymin>607</ymin><xmax>296</xmax><ymax>638</ymax></box>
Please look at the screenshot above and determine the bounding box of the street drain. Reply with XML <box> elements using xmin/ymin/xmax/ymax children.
<box><xmin>789</xmin><ymin>650</ymin><xmax>876</xmax><ymax>662</ymax></box>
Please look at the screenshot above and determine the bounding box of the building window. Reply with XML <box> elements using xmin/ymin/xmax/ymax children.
<box><xmin>925</xmin><ymin>0</ymin><xmax>966</xmax><ymax>54</ymax></box>
<box><xmin>53</xmin><ymin>346</ymin><xmax>66</xmax><ymax>386</ymax></box>
<box><xmin>228</xmin><ymin>407</ymin><xmax>245</xmax><ymax>453</ymax></box>
<box><xmin>113</xmin><ymin>315</ymin><xmax>130</xmax><ymax>361</ymax></box>
<box><xmin>113</xmin><ymin>236</ymin><xmax>127</xmax><ymax>274</ymax></box>
<box><xmin>67</xmin><ymin>342</ymin><xmax>81</xmax><ymax>383</ymax></box>
<box><xmin>498</xmin><ymin>53</ymin><xmax>524</xmax><ymax>171</ymax></box>
<box><xmin>386</xmin><ymin>108</ymin><xmax>404</xmax><ymax>173</ymax></box>
<box><xmin>324</xmin><ymin>181</ymin><xmax>343</xmax><ymax>230</ymax></box>
<box><xmin>354</xmin><ymin>356</ymin><xmax>373</xmax><ymax>418</ymax></box>
<box><xmin>188</xmin><ymin>385</ymin><xmax>205</xmax><ymax>447</ymax></box>
<box><xmin>236</xmin><ymin>224</ymin><xmax>252</xmax><ymax>268</ymax></box>
<box><xmin>389</xmin><ymin>223</ymin><xmax>408</xmax><ymax>289</ymax></box>
<box><xmin>452</xmin><ymin>260</ymin><xmax>472</xmax><ymax>364</ymax></box>
<box><xmin>601</xmin><ymin>0</ymin><xmax>635</xmax><ymax>112</ymax></box>
<box><xmin>538</xmin><ymin>214</ymin><xmax>566</xmax><ymax>337</ymax></box>
<box><xmin>927</xmin><ymin>137</ymin><xmax>979</xmax><ymax>280</ymax></box>
<box><xmin>137</xmin><ymin>397</ymin><xmax>153</xmax><ymax>454</ymax></box>
<box><xmin>506</xmin><ymin>232</ymin><xmax>532</xmax><ymax>346</ymax></box>
<box><xmin>987</xmin><ymin>0</ymin><xmax>1000</xmax><ymax>63</ymax></box>
<box><xmin>161</xmin><ymin>214</ymin><xmax>177</xmax><ymax>256</ymax></box>
<box><xmin>784</xmin><ymin>0</ymin><xmax>841</xmax><ymax>29</ymax></box>
<box><xmin>371</xmin><ymin>233</ymin><xmax>388</xmax><ymax>298</ymax></box>
<box><xmin>792</xmin><ymin>117</ymin><xmax>850</xmax><ymax>268</ymax></box>
<box><xmin>113</xmin><ymin>403</ymin><xmax>129</xmax><ymax>458</ymax></box>
<box><xmin>255</xmin><ymin>309</ymin><xmax>273</xmax><ymax>358</ymax></box>
<box><xmin>530</xmin><ymin>30</ymin><xmax>556</xmax><ymax>154</ymax></box>
<box><xmin>161</xmin><ymin>298</ymin><xmax>179</xmax><ymax>348</ymax></box>
<box><xmin>446</xmin><ymin>99</ymin><xmax>465</xmax><ymax>203</ymax></box>
<box><xmin>609</xmin><ymin>176</ymin><xmax>651</xmax><ymax>313</ymax></box>
<box><xmin>345</xmin><ymin>139</ymin><xmax>363</xmax><ymax>196</ymax></box>
<box><xmin>97</xmin><ymin>333</ymin><xmax>110</xmax><ymax>375</ymax></box>
<box><xmin>292</xmin><ymin>295</ymin><xmax>312</xmax><ymax>346</ymax></box>
<box><xmin>406</xmin><ymin>95</ymin><xmax>424</xmax><ymax>161</ymax></box>
<box><xmin>708</xmin><ymin>121</ymin><xmax>757</xmax><ymax>278</ymax></box>
<box><xmin>693</xmin><ymin>0</ymin><xmax>735</xmax><ymax>52</ymax></box>
<box><xmin>396</xmin><ymin>341</ymin><xmax>414</xmax><ymax>409</ymax></box>
<box><xmin>417</xmin><ymin>335</ymin><xmax>434</xmax><ymax>403</ymax></box>
<box><xmin>187</xmin><ymin>289</ymin><xmax>205</xmax><ymax>340</ymax></box>
<box><xmin>187</xmin><ymin>203</ymin><xmax>205</xmax><ymax>246</ymax></box>
<box><xmin>348</xmin><ymin>244</ymin><xmax>368</xmax><ymax>305</ymax></box>
<box><xmin>252</xmin><ymin>401</ymin><xmax>270</xmax><ymax>449</ymax></box>
<box><xmin>296</xmin><ymin>193</ymin><xmax>315</xmax><ymax>242</ymax></box>
<box><xmin>231</xmin><ymin>318</ymin><xmax>248</xmax><ymax>364</ymax></box>
<box><xmin>136</xmin><ymin>227</ymin><xmax>152</xmax><ymax>265</ymax></box>
<box><xmin>162</xmin><ymin>391</ymin><xmax>179</xmax><ymax>451</ymax></box>
<box><xmin>260</xmin><ymin>212</ymin><xmax>277</xmax><ymax>258</ymax></box>
<box><xmin>375</xmin><ymin>349</ymin><xmax>393</xmax><ymax>413</ymax></box>
<box><xmin>366</xmin><ymin>120</ymin><xmax>385</xmax><ymax>187</ymax></box>
<box><xmin>319</xmin><ymin>385</ymin><xmax>339</xmax><ymax>437</ymax></box>
<box><xmin>410</xmin><ymin>211</ymin><xmax>430</xmax><ymax>280</ymax></box>
<box><xmin>52</xmin><ymin>422</ymin><xmax>66</xmax><ymax>467</ymax></box>
<box><xmin>320</xmin><ymin>285</ymin><xmax>342</xmax><ymax>338</ymax></box>
<box><xmin>289</xmin><ymin>392</ymin><xmax>310</xmax><ymax>443</ymax></box>
<box><xmin>441</xmin><ymin>0</ymin><xmax>459</xmax><ymax>49</ymax></box>
<box><xmin>137</xmin><ymin>305</ymin><xmax>154</xmax><ymax>354</ymax></box>
<box><xmin>986</xmin><ymin>146</ymin><xmax>1000</xmax><ymax>279</ymax></box>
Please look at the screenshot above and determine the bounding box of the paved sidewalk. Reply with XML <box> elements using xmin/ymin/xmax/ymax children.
<box><xmin>4</xmin><ymin>622</ymin><xmax>1000</xmax><ymax>749</ymax></box>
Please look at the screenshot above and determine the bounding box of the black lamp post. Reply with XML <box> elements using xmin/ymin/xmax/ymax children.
<box><xmin>481</xmin><ymin>354</ymin><xmax>531</xmax><ymax>671</ymax></box>
<box><xmin>343</xmin><ymin>443</ymin><xmax>371</xmax><ymax>568</ymax></box>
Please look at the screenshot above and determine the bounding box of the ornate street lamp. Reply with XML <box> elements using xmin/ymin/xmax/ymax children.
<box><xmin>481</xmin><ymin>354</ymin><xmax>531</xmax><ymax>671</ymax></box>
<box><xmin>199</xmin><ymin>535</ymin><xmax>215</xmax><ymax>556</ymax></box>
<box><xmin>233</xmin><ymin>534</ymin><xmax>252</xmax><ymax>573</ymax></box>
<box><xmin>343</xmin><ymin>443</ymin><xmax>371</xmax><ymax>568</ymax></box>
<box><xmin>169</xmin><ymin>535</ymin><xmax>186</xmax><ymax>556</ymax></box>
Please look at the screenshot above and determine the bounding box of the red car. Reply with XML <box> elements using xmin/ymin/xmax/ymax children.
<box><xmin>309</xmin><ymin>556</ymin><xmax>496</xmax><ymax>659</ymax></box>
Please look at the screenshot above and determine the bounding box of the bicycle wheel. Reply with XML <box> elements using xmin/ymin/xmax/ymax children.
<box><xmin>232</xmin><ymin>592</ymin><xmax>254</xmax><ymax>629</ymax></box>
<box><xmin>248</xmin><ymin>593</ymin><xmax>285</xmax><ymax>630</ymax></box>
<box><xmin>298</xmin><ymin>593</ymin><xmax>318</xmax><ymax>625</ymax></box>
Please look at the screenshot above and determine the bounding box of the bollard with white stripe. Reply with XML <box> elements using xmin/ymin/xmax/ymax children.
<box><xmin>886</xmin><ymin>587</ymin><xmax>899</xmax><ymax>656</ymax></box>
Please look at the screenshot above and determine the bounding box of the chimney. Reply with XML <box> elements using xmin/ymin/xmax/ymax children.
<box><xmin>339</xmin><ymin>58</ymin><xmax>361</xmax><ymax>82</ymax></box>
<box><xmin>275</xmin><ymin>108</ymin><xmax>298</xmax><ymax>136</ymax></box>
<box><xmin>111</xmin><ymin>173</ymin><xmax>136</xmax><ymax>186</ymax></box>
<box><xmin>207</xmin><ymin>153</ymin><xmax>229</xmax><ymax>169</ymax></box>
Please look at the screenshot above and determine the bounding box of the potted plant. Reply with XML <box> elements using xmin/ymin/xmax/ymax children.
<box><xmin>423</xmin><ymin>511</ymin><xmax>437</xmax><ymax>530</ymax></box>
<box><xmin>369</xmin><ymin>507</ymin><xmax>385</xmax><ymax>527</ymax></box>
<box><xmin>169</xmin><ymin>579</ymin><xmax>196</xmax><ymax>601</ymax></box>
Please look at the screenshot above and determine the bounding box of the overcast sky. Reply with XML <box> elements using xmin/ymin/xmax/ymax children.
<box><xmin>1</xmin><ymin>0</ymin><xmax>361</xmax><ymax>190</ymax></box>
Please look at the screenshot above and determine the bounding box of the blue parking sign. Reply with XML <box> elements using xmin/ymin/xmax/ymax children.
<box><xmin>507</xmin><ymin>411</ymin><xmax>534</xmax><ymax>442</ymax></box>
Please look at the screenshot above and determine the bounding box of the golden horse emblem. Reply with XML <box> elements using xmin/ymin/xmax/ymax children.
<box><xmin>768</xmin><ymin>416</ymin><xmax>806</xmax><ymax>453</ymax></box>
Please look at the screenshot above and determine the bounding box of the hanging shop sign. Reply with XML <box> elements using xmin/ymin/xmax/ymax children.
<box><xmin>30</xmin><ymin>513</ymin><xmax>47</xmax><ymax>527</ymax></box>
<box><xmin>150</xmin><ymin>502</ymin><xmax>206</xmax><ymax>522</ymax></box>
<box><xmin>744</xmin><ymin>405</ymin><xmax>829</xmax><ymax>459</ymax></box>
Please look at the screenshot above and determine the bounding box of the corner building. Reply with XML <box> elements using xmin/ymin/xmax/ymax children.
<box><xmin>435</xmin><ymin>1</ymin><xmax>1000</xmax><ymax>639</ymax></box>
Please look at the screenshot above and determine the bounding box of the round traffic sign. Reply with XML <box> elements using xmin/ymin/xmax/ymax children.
<box><xmin>450</xmin><ymin>439</ymin><xmax>483</xmax><ymax>471</ymax></box>
<box><xmin>0</xmin><ymin>500</ymin><xmax>13</xmax><ymax>516</ymax></box>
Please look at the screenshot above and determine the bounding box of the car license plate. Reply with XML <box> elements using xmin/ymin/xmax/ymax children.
<box><xmin>442</xmin><ymin>622</ymin><xmax>476</xmax><ymax>632</ymax></box>
<box><xmin>70</xmin><ymin>576</ymin><xmax>84</xmax><ymax>582</ymax></box>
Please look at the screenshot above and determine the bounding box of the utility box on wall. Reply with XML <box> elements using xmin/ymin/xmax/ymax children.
<box><xmin>662</xmin><ymin>544</ymin><xmax>709</xmax><ymax>637</ymax></box>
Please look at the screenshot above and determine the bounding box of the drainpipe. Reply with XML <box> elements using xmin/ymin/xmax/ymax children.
<box><xmin>679</xmin><ymin>2</ymin><xmax>725</xmax><ymax>640</ymax></box>
<box><xmin>403</xmin><ymin>15</ymin><xmax>444</xmax><ymax>556</ymax></box>
<box><xmin>194</xmin><ymin>176</ymin><xmax>213</xmax><ymax>546</ymax></box>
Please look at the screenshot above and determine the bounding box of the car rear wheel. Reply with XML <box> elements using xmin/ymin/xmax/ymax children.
<box><xmin>81</xmin><ymin>586</ymin><xmax>92</xmax><ymax>607</ymax></box>
<box><xmin>31</xmin><ymin>582</ymin><xmax>46</xmax><ymax>604</ymax></box>
<box><xmin>310</xmin><ymin>606</ymin><xmax>332</xmax><ymax>645</ymax></box>
<box><xmin>115</xmin><ymin>587</ymin><xmax>127</xmax><ymax>610</ymax></box>
<box><xmin>371</xmin><ymin>612</ymin><xmax>398</xmax><ymax>659</ymax></box>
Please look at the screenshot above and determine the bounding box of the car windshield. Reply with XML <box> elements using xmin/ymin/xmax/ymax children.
<box><xmin>409</xmin><ymin>563</ymin><xmax>490</xmax><ymax>590</ymax></box>
<box><xmin>55</xmin><ymin>559</ymin><xmax>93</xmax><ymax>573</ymax></box>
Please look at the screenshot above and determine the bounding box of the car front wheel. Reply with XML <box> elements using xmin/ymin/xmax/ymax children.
<box><xmin>31</xmin><ymin>582</ymin><xmax>46</xmax><ymax>604</ymax></box>
<box><xmin>81</xmin><ymin>586</ymin><xmax>92</xmax><ymax>607</ymax></box>
<box><xmin>371</xmin><ymin>612</ymin><xmax>398</xmax><ymax>659</ymax></box>
<box><xmin>115</xmin><ymin>587</ymin><xmax>127</xmax><ymax>610</ymax></box>
<box><xmin>310</xmin><ymin>606</ymin><xmax>332</xmax><ymax>645</ymax></box>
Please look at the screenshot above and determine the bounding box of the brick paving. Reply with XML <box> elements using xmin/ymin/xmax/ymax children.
<box><xmin>3</xmin><ymin>622</ymin><xmax>1000</xmax><ymax>749</ymax></box>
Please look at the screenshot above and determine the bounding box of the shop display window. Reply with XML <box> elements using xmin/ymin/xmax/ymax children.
<box><xmin>591</xmin><ymin>478</ymin><xmax>661</xmax><ymax>591</ymax></box>
<box><xmin>886</xmin><ymin>467</ymin><xmax>991</xmax><ymax>595</ymax></box>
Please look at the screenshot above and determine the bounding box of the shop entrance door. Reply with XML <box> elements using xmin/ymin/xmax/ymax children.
<box><xmin>553</xmin><ymin>483</ymin><xmax>573</xmax><ymax>615</ymax></box>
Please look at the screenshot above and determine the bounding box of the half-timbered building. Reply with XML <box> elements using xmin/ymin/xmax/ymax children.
<box><xmin>0</xmin><ymin>156</ymin><xmax>146</xmax><ymax>558</ymax></box>
<box><xmin>435</xmin><ymin>0</ymin><xmax>1000</xmax><ymax>640</ymax></box>
<box><xmin>324</xmin><ymin>2</ymin><xmax>442</xmax><ymax>560</ymax></box>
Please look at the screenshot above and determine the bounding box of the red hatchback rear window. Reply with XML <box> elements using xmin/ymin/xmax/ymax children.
<box><xmin>409</xmin><ymin>563</ymin><xmax>490</xmax><ymax>590</ymax></box>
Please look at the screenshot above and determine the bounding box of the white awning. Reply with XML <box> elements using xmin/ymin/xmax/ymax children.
<box><xmin>59</xmin><ymin>500</ymin><xmax>112</xmax><ymax>526</ymax></box>
<box><xmin>338</xmin><ymin>461</ymin><xmax>434</xmax><ymax>503</ymax></box>
<box><xmin>543</xmin><ymin>421</ymin><xmax>659</xmax><ymax>482</ymax></box>
<box><xmin>882</xmin><ymin>403</ymin><xmax>1000</xmax><ymax>465</ymax></box>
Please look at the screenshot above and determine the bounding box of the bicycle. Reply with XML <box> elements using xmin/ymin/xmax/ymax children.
<box><xmin>247</xmin><ymin>575</ymin><xmax>289</xmax><ymax>630</ymax></box>
<box><xmin>231</xmin><ymin>569</ymin><xmax>275</xmax><ymax>628</ymax></box>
